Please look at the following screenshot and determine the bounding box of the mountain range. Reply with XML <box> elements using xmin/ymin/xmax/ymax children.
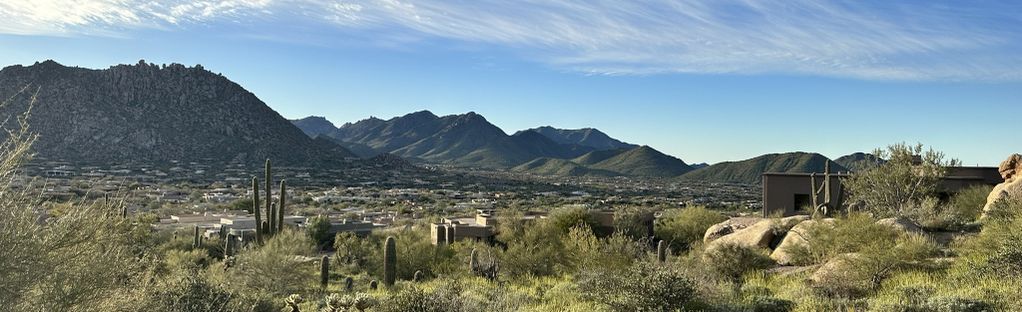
<box><xmin>0</xmin><ymin>60</ymin><xmax>357</xmax><ymax>166</ymax></box>
<box><xmin>0</xmin><ymin>60</ymin><xmax>876</xmax><ymax>183</ymax></box>
<box><xmin>293</xmin><ymin>111</ymin><xmax>694</xmax><ymax>177</ymax></box>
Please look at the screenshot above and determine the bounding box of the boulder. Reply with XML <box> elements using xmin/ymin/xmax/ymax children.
<box><xmin>703</xmin><ymin>223</ymin><xmax>734</xmax><ymax>244</ymax></box>
<box><xmin>707</xmin><ymin>219</ymin><xmax>776</xmax><ymax>250</ymax></box>
<box><xmin>983</xmin><ymin>154</ymin><xmax>1022</xmax><ymax>218</ymax></box>
<box><xmin>876</xmin><ymin>217</ymin><xmax>923</xmax><ymax>235</ymax></box>
<box><xmin>703</xmin><ymin>217</ymin><xmax>764</xmax><ymax>243</ymax></box>
<box><xmin>777</xmin><ymin>215</ymin><xmax>810</xmax><ymax>232</ymax></box>
<box><xmin>770</xmin><ymin>219</ymin><xmax>828</xmax><ymax>265</ymax></box>
<box><xmin>810</xmin><ymin>252</ymin><xmax>864</xmax><ymax>285</ymax></box>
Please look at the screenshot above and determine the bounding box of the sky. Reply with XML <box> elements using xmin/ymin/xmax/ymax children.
<box><xmin>0</xmin><ymin>1</ymin><xmax>1019</xmax><ymax>166</ymax></box>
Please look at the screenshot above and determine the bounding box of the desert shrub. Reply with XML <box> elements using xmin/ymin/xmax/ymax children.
<box><xmin>334</xmin><ymin>231</ymin><xmax>376</xmax><ymax>269</ymax></box>
<box><xmin>579</xmin><ymin>261</ymin><xmax>696</xmax><ymax>312</ymax></box>
<box><xmin>944</xmin><ymin>185</ymin><xmax>993</xmax><ymax>225</ymax></box>
<box><xmin>811</xmin><ymin>234</ymin><xmax>939</xmax><ymax>299</ymax></box>
<box><xmin>500</xmin><ymin>218</ymin><xmax>567</xmax><ymax>278</ymax></box>
<box><xmin>613</xmin><ymin>206</ymin><xmax>655</xmax><ymax>240</ymax></box>
<box><xmin>654</xmin><ymin>206</ymin><xmax>727</xmax><ymax>251</ymax></box>
<box><xmin>376</xmin><ymin>283</ymin><xmax>464</xmax><ymax>312</ymax></box>
<box><xmin>784</xmin><ymin>213</ymin><xmax>900</xmax><ymax>265</ymax></box>
<box><xmin>746</xmin><ymin>296</ymin><xmax>795</xmax><ymax>312</ymax></box>
<box><xmin>702</xmin><ymin>243</ymin><xmax>775</xmax><ymax>284</ymax></box>
<box><xmin>546</xmin><ymin>206</ymin><xmax>600</xmax><ymax>235</ymax></box>
<box><xmin>134</xmin><ymin>273</ymin><xmax>235</xmax><ymax>312</ymax></box>
<box><xmin>366</xmin><ymin>227</ymin><xmax>456</xmax><ymax>281</ymax></box>
<box><xmin>844</xmin><ymin>143</ymin><xmax>959</xmax><ymax>218</ymax></box>
<box><xmin>231</xmin><ymin>229</ymin><xmax>316</xmax><ymax>296</ymax></box>
<box><xmin>307</xmin><ymin>215</ymin><xmax>333</xmax><ymax>250</ymax></box>
<box><xmin>563</xmin><ymin>226</ymin><xmax>643</xmax><ymax>274</ymax></box>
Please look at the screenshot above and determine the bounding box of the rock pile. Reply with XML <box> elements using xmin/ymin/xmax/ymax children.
<box><xmin>982</xmin><ymin>154</ymin><xmax>1022</xmax><ymax>218</ymax></box>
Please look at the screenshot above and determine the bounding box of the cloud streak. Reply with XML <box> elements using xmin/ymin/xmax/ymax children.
<box><xmin>1</xmin><ymin>0</ymin><xmax>1020</xmax><ymax>80</ymax></box>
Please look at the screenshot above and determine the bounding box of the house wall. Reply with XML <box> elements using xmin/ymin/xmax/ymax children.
<box><xmin>762</xmin><ymin>173</ymin><xmax>844</xmax><ymax>217</ymax></box>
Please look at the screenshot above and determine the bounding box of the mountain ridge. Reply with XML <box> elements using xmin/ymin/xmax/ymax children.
<box><xmin>0</xmin><ymin>60</ymin><xmax>356</xmax><ymax>166</ymax></box>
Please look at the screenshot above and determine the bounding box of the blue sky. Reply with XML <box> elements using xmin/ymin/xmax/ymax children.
<box><xmin>0</xmin><ymin>1</ymin><xmax>1019</xmax><ymax>166</ymax></box>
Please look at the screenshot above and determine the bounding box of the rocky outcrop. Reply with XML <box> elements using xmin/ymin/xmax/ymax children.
<box><xmin>770</xmin><ymin>219</ymin><xmax>833</xmax><ymax>265</ymax></box>
<box><xmin>706</xmin><ymin>219</ymin><xmax>777</xmax><ymax>250</ymax></box>
<box><xmin>703</xmin><ymin>217</ymin><xmax>767</xmax><ymax>243</ymax></box>
<box><xmin>982</xmin><ymin>154</ymin><xmax>1022</xmax><ymax>218</ymax></box>
<box><xmin>810</xmin><ymin>252</ymin><xmax>864</xmax><ymax>285</ymax></box>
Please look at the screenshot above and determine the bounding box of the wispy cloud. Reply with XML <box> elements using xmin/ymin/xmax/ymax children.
<box><xmin>2</xmin><ymin>0</ymin><xmax>1020</xmax><ymax>80</ymax></box>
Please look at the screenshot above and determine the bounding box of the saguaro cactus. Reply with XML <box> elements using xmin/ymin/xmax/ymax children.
<box><xmin>344</xmin><ymin>276</ymin><xmax>353</xmax><ymax>291</ymax></box>
<box><xmin>252</xmin><ymin>177</ymin><xmax>262</xmax><ymax>244</ymax></box>
<box><xmin>193</xmin><ymin>225</ymin><xmax>201</xmax><ymax>248</ymax></box>
<box><xmin>657</xmin><ymin>240</ymin><xmax>667</xmax><ymax>263</ymax></box>
<box><xmin>224</xmin><ymin>234</ymin><xmax>235</xmax><ymax>259</ymax></box>
<box><xmin>469</xmin><ymin>248</ymin><xmax>478</xmax><ymax>272</ymax></box>
<box><xmin>278</xmin><ymin>179</ymin><xmax>286</xmax><ymax>233</ymax></box>
<box><xmin>321</xmin><ymin>255</ymin><xmax>330</xmax><ymax>288</ymax></box>
<box><xmin>265</xmin><ymin>159</ymin><xmax>273</xmax><ymax>235</ymax></box>
<box><xmin>384</xmin><ymin>236</ymin><xmax>396</xmax><ymax>287</ymax></box>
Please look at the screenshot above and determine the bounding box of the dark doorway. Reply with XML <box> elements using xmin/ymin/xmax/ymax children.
<box><xmin>793</xmin><ymin>194</ymin><xmax>812</xmax><ymax>214</ymax></box>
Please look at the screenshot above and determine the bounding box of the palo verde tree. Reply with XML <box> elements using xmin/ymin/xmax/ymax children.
<box><xmin>844</xmin><ymin>143</ymin><xmax>960</xmax><ymax>218</ymax></box>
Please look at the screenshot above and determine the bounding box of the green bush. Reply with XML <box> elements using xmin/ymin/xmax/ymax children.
<box><xmin>844</xmin><ymin>143</ymin><xmax>959</xmax><ymax>218</ymax></box>
<box><xmin>376</xmin><ymin>284</ymin><xmax>463</xmax><ymax>312</ymax></box>
<box><xmin>702</xmin><ymin>243</ymin><xmax>775</xmax><ymax>283</ymax></box>
<box><xmin>654</xmin><ymin>206</ymin><xmax>727</xmax><ymax>251</ymax></box>
<box><xmin>579</xmin><ymin>261</ymin><xmax>697</xmax><ymax>312</ymax></box>
<box><xmin>785</xmin><ymin>213</ymin><xmax>900</xmax><ymax>265</ymax></box>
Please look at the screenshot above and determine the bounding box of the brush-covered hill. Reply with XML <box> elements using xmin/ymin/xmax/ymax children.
<box><xmin>0</xmin><ymin>60</ymin><xmax>356</xmax><ymax>166</ymax></box>
<box><xmin>510</xmin><ymin>157</ymin><xmax>619</xmax><ymax>177</ymax></box>
<box><xmin>516</xmin><ymin>126</ymin><xmax>636</xmax><ymax>150</ymax></box>
<box><xmin>589</xmin><ymin>145</ymin><xmax>694</xmax><ymax>177</ymax></box>
<box><xmin>679</xmin><ymin>152</ymin><xmax>848</xmax><ymax>184</ymax></box>
<box><xmin>835</xmin><ymin>152</ymin><xmax>885</xmax><ymax>171</ymax></box>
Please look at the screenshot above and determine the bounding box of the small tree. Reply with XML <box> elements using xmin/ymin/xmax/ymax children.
<box><xmin>844</xmin><ymin>143</ymin><xmax>960</xmax><ymax>218</ymax></box>
<box><xmin>307</xmin><ymin>215</ymin><xmax>333</xmax><ymax>250</ymax></box>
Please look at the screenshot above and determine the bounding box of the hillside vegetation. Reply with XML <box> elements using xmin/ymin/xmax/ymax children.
<box><xmin>679</xmin><ymin>152</ymin><xmax>849</xmax><ymax>184</ymax></box>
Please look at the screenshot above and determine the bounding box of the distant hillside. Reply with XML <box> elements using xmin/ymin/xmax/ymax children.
<box><xmin>679</xmin><ymin>152</ymin><xmax>848</xmax><ymax>184</ymax></box>
<box><xmin>571</xmin><ymin>149</ymin><xmax>629</xmax><ymax>165</ymax></box>
<box><xmin>517</xmin><ymin>126</ymin><xmax>636</xmax><ymax>150</ymax></box>
<box><xmin>511</xmin><ymin>157</ymin><xmax>618</xmax><ymax>177</ymax></box>
<box><xmin>835</xmin><ymin>152</ymin><xmax>885</xmax><ymax>171</ymax></box>
<box><xmin>0</xmin><ymin>60</ymin><xmax>356</xmax><ymax>165</ymax></box>
<box><xmin>589</xmin><ymin>146</ymin><xmax>694</xmax><ymax>177</ymax></box>
<box><xmin>690</xmin><ymin>163</ymin><xmax>710</xmax><ymax>170</ymax></box>
<box><xmin>291</xmin><ymin>116</ymin><xmax>337</xmax><ymax>137</ymax></box>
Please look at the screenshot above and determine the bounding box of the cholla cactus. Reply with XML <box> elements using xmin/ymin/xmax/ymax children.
<box><xmin>284</xmin><ymin>294</ymin><xmax>303</xmax><ymax>312</ymax></box>
<box><xmin>351</xmin><ymin>293</ymin><xmax>377</xmax><ymax>312</ymax></box>
<box><xmin>324</xmin><ymin>293</ymin><xmax>350</xmax><ymax>312</ymax></box>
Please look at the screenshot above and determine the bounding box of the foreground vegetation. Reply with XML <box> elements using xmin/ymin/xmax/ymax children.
<box><xmin>2</xmin><ymin>95</ymin><xmax>1019</xmax><ymax>311</ymax></box>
